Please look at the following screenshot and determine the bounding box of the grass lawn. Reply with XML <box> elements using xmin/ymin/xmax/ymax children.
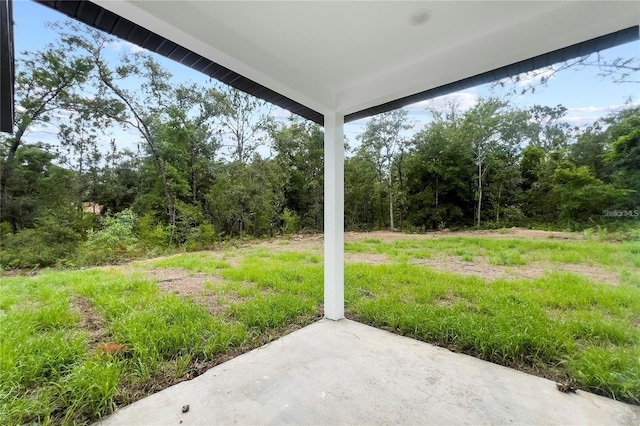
<box><xmin>1</xmin><ymin>231</ymin><xmax>639</xmax><ymax>424</ymax></box>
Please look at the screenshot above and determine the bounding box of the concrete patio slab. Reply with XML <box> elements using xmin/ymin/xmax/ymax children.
<box><xmin>98</xmin><ymin>319</ymin><xmax>640</xmax><ymax>426</ymax></box>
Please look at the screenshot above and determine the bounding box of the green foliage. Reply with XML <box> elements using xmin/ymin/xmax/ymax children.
<box><xmin>0</xmin><ymin>217</ymin><xmax>80</xmax><ymax>268</ymax></box>
<box><xmin>184</xmin><ymin>223</ymin><xmax>218</xmax><ymax>251</ymax></box>
<box><xmin>137</xmin><ymin>213</ymin><xmax>168</xmax><ymax>249</ymax></box>
<box><xmin>552</xmin><ymin>163</ymin><xmax>631</xmax><ymax>224</ymax></box>
<box><xmin>272</xmin><ymin>118</ymin><xmax>324</xmax><ymax>230</ymax></box>
<box><xmin>77</xmin><ymin>209</ymin><xmax>140</xmax><ymax>265</ymax></box>
<box><xmin>206</xmin><ymin>159</ymin><xmax>285</xmax><ymax>237</ymax></box>
<box><xmin>604</xmin><ymin>108</ymin><xmax>640</xmax><ymax>205</ymax></box>
<box><xmin>281</xmin><ymin>208</ymin><xmax>301</xmax><ymax>235</ymax></box>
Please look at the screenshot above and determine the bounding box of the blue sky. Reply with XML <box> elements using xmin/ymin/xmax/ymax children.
<box><xmin>14</xmin><ymin>0</ymin><xmax>640</xmax><ymax>150</ymax></box>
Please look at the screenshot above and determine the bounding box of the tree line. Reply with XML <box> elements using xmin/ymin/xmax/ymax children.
<box><xmin>1</xmin><ymin>22</ymin><xmax>638</xmax><ymax>268</ymax></box>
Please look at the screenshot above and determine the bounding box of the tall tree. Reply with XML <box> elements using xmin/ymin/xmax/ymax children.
<box><xmin>358</xmin><ymin>109</ymin><xmax>413</xmax><ymax>230</ymax></box>
<box><xmin>56</xmin><ymin>112</ymin><xmax>104</xmax><ymax>209</ymax></box>
<box><xmin>217</xmin><ymin>86</ymin><xmax>274</xmax><ymax>163</ymax></box>
<box><xmin>406</xmin><ymin>111</ymin><xmax>475</xmax><ymax>230</ymax></box>
<box><xmin>0</xmin><ymin>41</ymin><xmax>93</xmax><ymax>214</ymax></box>
<box><xmin>63</xmin><ymin>23</ymin><xmax>182</xmax><ymax>241</ymax></box>
<box><xmin>603</xmin><ymin>107</ymin><xmax>640</xmax><ymax>205</ymax></box>
<box><xmin>172</xmin><ymin>84</ymin><xmax>224</xmax><ymax>205</ymax></box>
<box><xmin>345</xmin><ymin>152</ymin><xmax>379</xmax><ymax>230</ymax></box>
<box><xmin>526</xmin><ymin>105</ymin><xmax>573</xmax><ymax>152</ymax></box>
<box><xmin>272</xmin><ymin>117</ymin><xmax>324</xmax><ymax>231</ymax></box>
<box><xmin>459</xmin><ymin>99</ymin><xmax>506</xmax><ymax>227</ymax></box>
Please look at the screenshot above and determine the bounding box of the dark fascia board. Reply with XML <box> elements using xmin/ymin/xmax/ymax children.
<box><xmin>345</xmin><ymin>26</ymin><xmax>640</xmax><ymax>123</ymax></box>
<box><xmin>32</xmin><ymin>2</ymin><xmax>640</xmax><ymax>127</ymax></box>
<box><xmin>0</xmin><ymin>0</ymin><xmax>15</xmax><ymax>133</ymax></box>
<box><xmin>35</xmin><ymin>0</ymin><xmax>325</xmax><ymax>125</ymax></box>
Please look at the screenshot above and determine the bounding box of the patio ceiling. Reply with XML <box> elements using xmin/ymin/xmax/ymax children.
<box><xmin>37</xmin><ymin>1</ymin><xmax>639</xmax><ymax>124</ymax></box>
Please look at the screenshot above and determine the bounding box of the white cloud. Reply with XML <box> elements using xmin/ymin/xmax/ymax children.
<box><xmin>268</xmin><ymin>107</ymin><xmax>292</xmax><ymax>120</ymax></box>
<box><xmin>107</xmin><ymin>39</ymin><xmax>146</xmax><ymax>55</ymax></box>
<box><xmin>562</xmin><ymin>101</ymin><xmax>640</xmax><ymax>128</ymax></box>
<box><xmin>561</xmin><ymin>116</ymin><xmax>600</xmax><ymax>127</ymax></box>
<box><xmin>566</xmin><ymin>101</ymin><xmax>639</xmax><ymax>115</ymax></box>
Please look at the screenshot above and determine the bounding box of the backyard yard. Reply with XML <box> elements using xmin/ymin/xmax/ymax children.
<box><xmin>1</xmin><ymin>229</ymin><xmax>639</xmax><ymax>424</ymax></box>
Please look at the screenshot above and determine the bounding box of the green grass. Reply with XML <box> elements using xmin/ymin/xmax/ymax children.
<box><xmin>151</xmin><ymin>253</ymin><xmax>232</xmax><ymax>273</ymax></box>
<box><xmin>0</xmin><ymin>253</ymin><xmax>322</xmax><ymax>425</ymax></box>
<box><xmin>1</xmin><ymin>235</ymin><xmax>639</xmax><ymax>424</ymax></box>
<box><xmin>343</xmin><ymin>236</ymin><xmax>640</xmax><ymax>404</ymax></box>
<box><xmin>345</xmin><ymin>237</ymin><xmax>640</xmax><ymax>269</ymax></box>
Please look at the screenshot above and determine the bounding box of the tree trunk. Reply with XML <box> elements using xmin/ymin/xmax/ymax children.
<box><xmin>397</xmin><ymin>161</ymin><xmax>404</xmax><ymax>232</ymax></box>
<box><xmin>477</xmin><ymin>161</ymin><xmax>482</xmax><ymax>228</ymax></box>
<box><xmin>435</xmin><ymin>175</ymin><xmax>439</xmax><ymax>209</ymax></box>
<box><xmin>495</xmin><ymin>185</ymin><xmax>502</xmax><ymax>223</ymax></box>
<box><xmin>0</xmin><ymin>126</ymin><xmax>27</xmax><ymax>205</ymax></box>
<box><xmin>154</xmin><ymin>155</ymin><xmax>177</xmax><ymax>243</ymax></box>
<box><xmin>190</xmin><ymin>138</ymin><xmax>197</xmax><ymax>203</ymax></box>
<box><xmin>97</xmin><ymin>73</ymin><xmax>177</xmax><ymax>243</ymax></box>
<box><xmin>388</xmin><ymin>174</ymin><xmax>394</xmax><ymax>231</ymax></box>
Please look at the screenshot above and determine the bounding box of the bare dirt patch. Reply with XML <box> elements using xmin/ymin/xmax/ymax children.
<box><xmin>346</xmin><ymin>228</ymin><xmax>582</xmax><ymax>243</ymax></box>
<box><xmin>548</xmin><ymin>263</ymin><xmax>621</xmax><ymax>286</ymax></box>
<box><xmin>143</xmin><ymin>267</ymin><xmax>265</xmax><ymax>315</ymax></box>
<box><xmin>251</xmin><ymin>234</ymin><xmax>324</xmax><ymax>253</ymax></box>
<box><xmin>411</xmin><ymin>256</ymin><xmax>517</xmax><ymax>281</ymax></box>
<box><xmin>146</xmin><ymin>267</ymin><xmax>218</xmax><ymax>296</ymax></box>
<box><xmin>72</xmin><ymin>296</ymin><xmax>110</xmax><ymax>348</ymax></box>
<box><xmin>143</xmin><ymin>267</ymin><xmax>231</xmax><ymax>316</ymax></box>
<box><xmin>345</xmin><ymin>252</ymin><xmax>392</xmax><ymax>264</ymax></box>
<box><xmin>409</xmin><ymin>255</ymin><xmax>621</xmax><ymax>285</ymax></box>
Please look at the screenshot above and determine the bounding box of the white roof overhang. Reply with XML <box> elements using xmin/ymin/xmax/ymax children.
<box><xmin>38</xmin><ymin>1</ymin><xmax>640</xmax><ymax>123</ymax></box>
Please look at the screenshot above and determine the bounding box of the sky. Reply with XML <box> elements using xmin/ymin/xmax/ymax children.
<box><xmin>12</xmin><ymin>0</ymin><xmax>640</xmax><ymax>153</ymax></box>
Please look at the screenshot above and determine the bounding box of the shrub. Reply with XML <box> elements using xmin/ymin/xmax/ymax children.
<box><xmin>0</xmin><ymin>219</ymin><xmax>80</xmax><ymax>269</ymax></box>
<box><xmin>76</xmin><ymin>209</ymin><xmax>140</xmax><ymax>265</ymax></box>
<box><xmin>138</xmin><ymin>214</ymin><xmax>168</xmax><ymax>249</ymax></box>
<box><xmin>281</xmin><ymin>208</ymin><xmax>300</xmax><ymax>235</ymax></box>
<box><xmin>184</xmin><ymin>223</ymin><xmax>217</xmax><ymax>251</ymax></box>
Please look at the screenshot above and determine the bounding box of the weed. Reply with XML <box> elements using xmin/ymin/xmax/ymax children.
<box><xmin>460</xmin><ymin>253</ymin><xmax>474</xmax><ymax>262</ymax></box>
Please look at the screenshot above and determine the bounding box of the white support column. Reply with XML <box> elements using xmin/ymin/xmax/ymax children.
<box><xmin>324</xmin><ymin>112</ymin><xmax>344</xmax><ymax>320</ymax></box>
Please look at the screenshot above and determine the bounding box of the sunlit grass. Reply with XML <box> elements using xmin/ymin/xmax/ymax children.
<box><xmin>345</xmin><ymin>262</ymin><xmax>640</xmax><ymax>404</ymax></box>
<box><xmin>151</xmin><ymin>253</ymin><xmax>231</xmax><ymax>273</ymax></box>
<box><xmin>345</xmin><ymin>237</ymin><xmax>639</xmax><ymax>270</ymax></box>
<box><xmin>1</xmin><ymin>236</ymin><xmax>639</xmax><ymax>424</ymax></box>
